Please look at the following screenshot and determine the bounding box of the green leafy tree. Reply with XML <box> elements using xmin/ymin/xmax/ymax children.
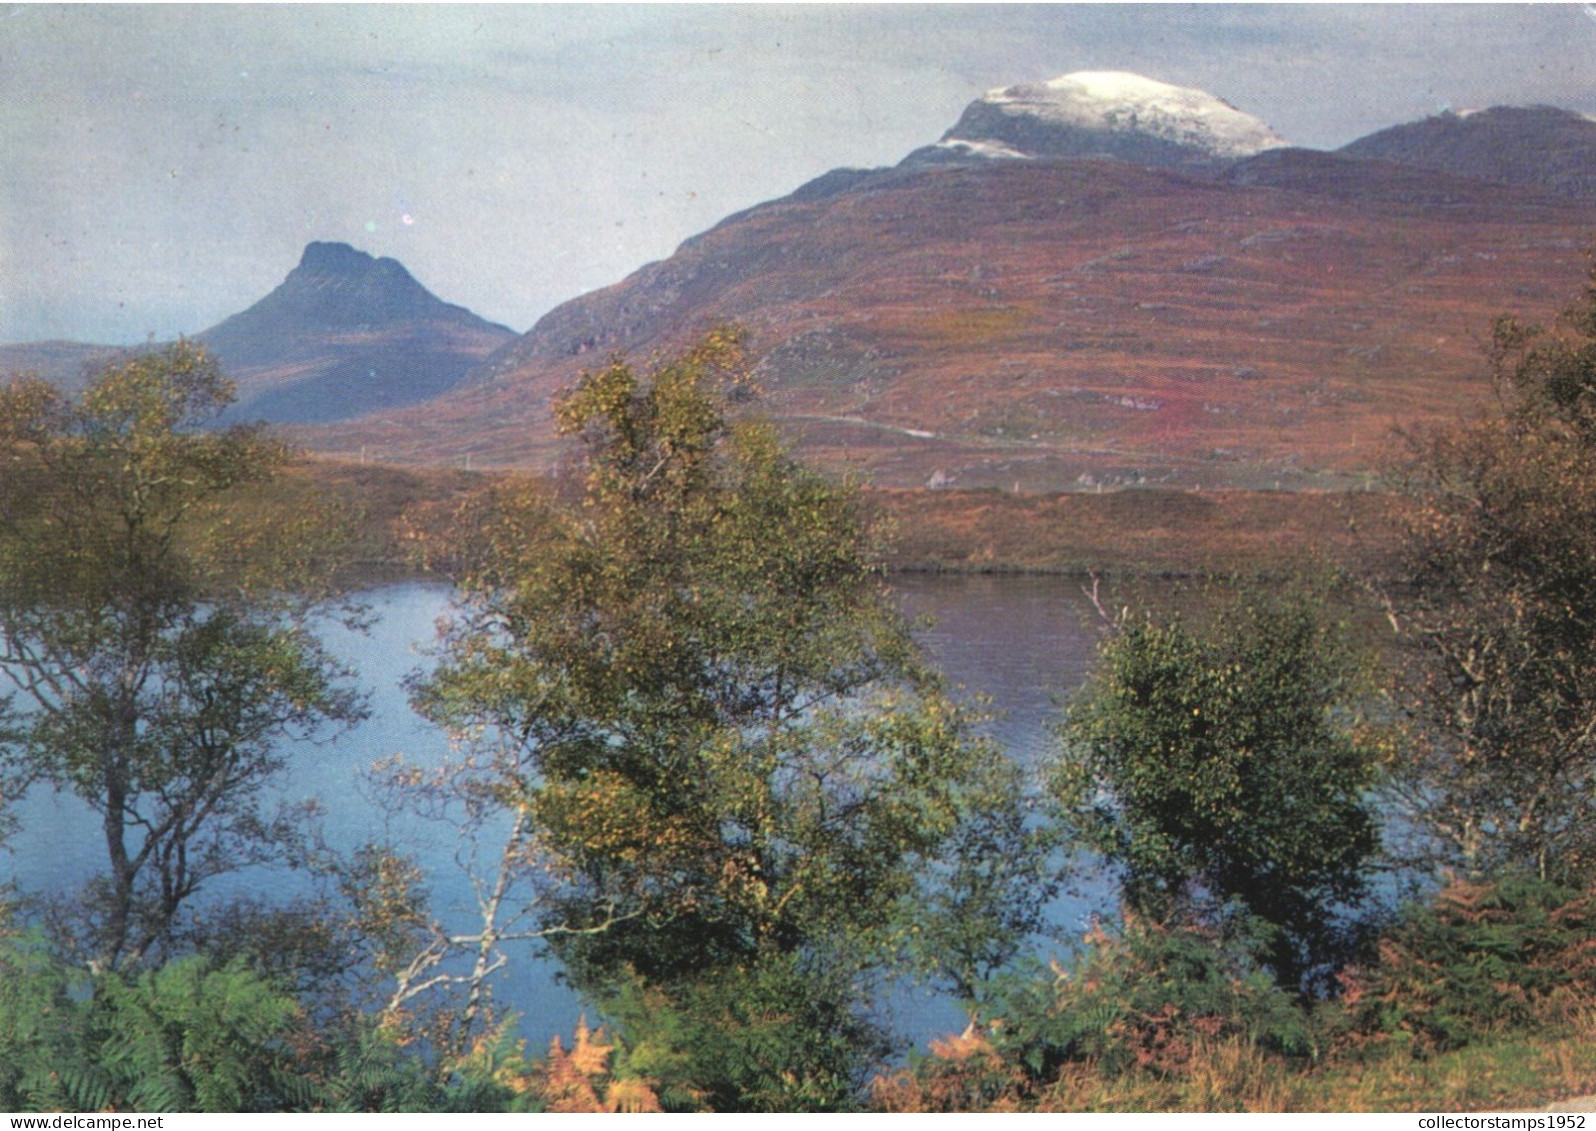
<box><xmin>1383</xmin><ymin>260</ymin><xmax>1596</xmax><ymax>880</ymax></box>
<box><xmin>410</xmin><ymin>329</ymin><xmax>1039</xmax><ymax>1107</ymax></box>
<box><xmin>1052</xmin><ymin>590</ymin><xmax>1381</xmax><ymax>992</ymax></box>
<box><xmin>0</xmin><ymin>343</ymin><xmax>366</xmax><ymax>973</ymax></box>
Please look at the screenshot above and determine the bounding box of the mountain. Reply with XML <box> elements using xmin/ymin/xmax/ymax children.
<box><xmin>304</xmin><ymin>78</ymin><xmax>1596</xmax><ymax>489</ymax></box>
<box><xmin>1339</xmin><ymin>105</ymin><xmax>1596</xmax><ymax>201</ymax></box>
<box><xmin>312</xmin><ymin>149</ymin><xmax>1594</xmax><ymax>490</ymax></box>
<box><xmin>0</xmin><ymin>242</ymin><xmax>516</xmax><ymax>426</ymax></box>
<box><xmin>26</xmin><ymin>70</ymin><xmax>1588</xmax><ymax>491</ymax></box>
<box><xmin>201</xmin><ymin>242</ymin><xmax>516</xmax><ymax>424</ymax></box>
<box><xmin>903</xmin><ymin>71</ymin><xmax>1288</xmax><ymax>169</ymax></box>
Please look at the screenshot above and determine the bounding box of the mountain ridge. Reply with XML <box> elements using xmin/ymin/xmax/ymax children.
<box><xmin>309</xmin><ymin>148</ymin><xmax>1595</xmax><ymax>489</ymax></box>
<box><xmin>1338</xmin><ymin>105</ymin><xmax>1596</xmax><ymax>200</ymax></box>
<box><xmin>12</xmin><ymin>72</ymin><xmax>1596</xmax><ymax>481</ymax></box>
<box><xmin>300</xmin><ymin>73</ymin><xmax>1596</xmax><ymax>488</ymax></box>
<box><xmin>204</xmin><ymin>242</ymin><xmax>506</xmax><ymax>341</ymax></box>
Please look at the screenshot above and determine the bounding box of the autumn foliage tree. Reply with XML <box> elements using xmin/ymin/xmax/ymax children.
<box><xmin>0</xmin><ymin>343</ymin><xmax>365</xmax><ymax>973</ymax></box>
<box><xmin>411</xmin><ymin>329</ymin><xmax>1039</xmax><ymax>1108</ymax></box>
<box><xmin>1385</xmin><ymin>259</ymin><xmax>1596</xmax><ymax>881</ymax></box>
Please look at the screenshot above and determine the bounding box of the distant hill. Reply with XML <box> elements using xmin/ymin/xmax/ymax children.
<box><xmin>0</xmin><ymin>242</ymin><xmax>515</xmax><ymax>427</ymax></box>
<box><xmin>0</xmin><ymin>341</ymin><xmax>127</xmax><ymax>393</ymax></box>
<box><xmin>1339</xmin><ymin>105</ymin><xmax>1596</xmax><ymax>201</ymax></box>
<box><xmin>201</xmin><ymin>242</ymin><xmax>516</xmax><ymax>424</ymax></box>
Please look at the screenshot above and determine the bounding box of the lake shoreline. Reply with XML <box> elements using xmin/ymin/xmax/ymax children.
<box><xmin>300</xmin><ymin>458</ymin><xmax>1408</xmax><ymax>583</ymax></box>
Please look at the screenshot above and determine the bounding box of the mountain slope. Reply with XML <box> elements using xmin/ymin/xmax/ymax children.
<box><xmin>310</xmin><ymin>153</ymin><xmax>1596</xmax><ymax>490</ymax></box>
<box><xmin>1339</xmin><ymin>106</ymin><xmax>1596</xmax><ymax>201</ymax></box>
<box><xmin>303</xmin><ymin>74</ymin><xmax>1595</xmax><ymax>488</ymax></box>
<box><xmin>201</xmin><ymin>242</ymin><xmax>516</xmax><ymax>424</ymax></box>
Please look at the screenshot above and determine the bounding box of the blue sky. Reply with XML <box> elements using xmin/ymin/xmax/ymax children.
<box><xmin>5</xmin><ymin>4</ymin><xmax>1595</xmax><ymax>345</ymax></box>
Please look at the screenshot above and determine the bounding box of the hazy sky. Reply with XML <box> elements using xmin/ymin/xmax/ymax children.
<box><xmin>6</xmin><ymin>4</ymin><xmax>1596</xmax><ymax>345</ymax></box>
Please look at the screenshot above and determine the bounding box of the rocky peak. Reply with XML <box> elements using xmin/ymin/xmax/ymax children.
<box><xmin>907</xmin><ymin>70</ymin><xmax>1288</xmax><ymax>169</ymax></box>
<box><xmin>251</xmin><ymin>241</ymin><xmax>447</xmax><ymax>329</ymax></box>
<box><xmin>194</xmin><ymin>242</ymin><xmax>514</xmax><ymax>425</ymax></box>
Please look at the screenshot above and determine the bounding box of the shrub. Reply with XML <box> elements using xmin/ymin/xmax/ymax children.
<box><xmin>597</xmin><ymin>953</ymin><xmax>890</xmax><ymax>1112</ymax></box>
<box><xmin>989</xmin><ymin>917</ymin><xmax>1318</xmax><ymax>1084</ymax></box>
<box><xmin>1340</xmin><ymin>875</ymin><xmax>1596</xmax><ymax>1056</ymax></box>
<box><xmin>870</xmin><ymin>1026</ymin><xmax>1030</xmax><ymax>1112</ymax></box>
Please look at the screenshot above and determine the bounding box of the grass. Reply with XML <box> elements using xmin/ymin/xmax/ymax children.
<box><xmin>1034</xmin><ymin>1030</ymin><xmax>1596</xmax><ymax>1112</ymax></box>
<box><xmin>871</xmin><ymin>485</ymin><xmax>1406</xmax><ymax>577</ymax></box>
<box><xmin>911</xmin><ymin>304</ymin><xmax>1035</xmax><ymax>348</ymax></box>
<box><xmin>1302</xmin><ymin>1027</ymin><xmax>1596</xmax><ymax>1113</ymax></box>
<box><xmin>879</xmin><ymin>1021</ymin><xmax>1596</xmax><ymax>1113</ymax></box>
<box><xmin>233</xmin><ymin>456</ymin><xmax>509</xmax><ymax>579</ymax></box>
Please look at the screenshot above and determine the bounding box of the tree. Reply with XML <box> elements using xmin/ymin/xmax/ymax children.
<box><xmin>1051</xmin><ymin>589</ymin><xmax>1381</xmax><ymax>992</ymax></box>
<box><xmin>409</xmin><ymin>329</ymin><xmax>1039</xmax><ymax>1107</ymax></box>
<box><xmin>0</xmin><ymin>343</ymin><xmax>366</xmax><ymax>973</ymax></box>
<box><xmin>347</xmin><ymin>766</ymin><xmax>548</xmax><ymax>1063</ymax></box>
<box><xmin>1382</xmin><ymin>259</ymin><xmax>1596</xmax><ymax>881</ymax></box>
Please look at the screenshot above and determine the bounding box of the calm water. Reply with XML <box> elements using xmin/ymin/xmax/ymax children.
<box><xmin>4</xmin><ymin>575</ymin><xmax>1115</xmax><ymax>1048</ymax></box>
<box><xmin>895</xmin><ymin>572</ymin><xmax>1106</xmax><ymax>765</ymax></box>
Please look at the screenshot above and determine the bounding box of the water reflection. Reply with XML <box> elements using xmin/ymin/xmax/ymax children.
<box><xmin>892</xmin><ymin>572</ymin><xmax>1107</xmax><ymax>767</ymax></box>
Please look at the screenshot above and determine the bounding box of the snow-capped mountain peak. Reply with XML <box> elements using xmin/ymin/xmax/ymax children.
<box><xmin>925</xmin><ymin>70</ymin><xmax>1289</xmax><ymax>167</ymax></box>
<box><xmin>983</xmin><ymin>71</ymin><xmax>1288</xmax><ymax>157</ymax></box>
